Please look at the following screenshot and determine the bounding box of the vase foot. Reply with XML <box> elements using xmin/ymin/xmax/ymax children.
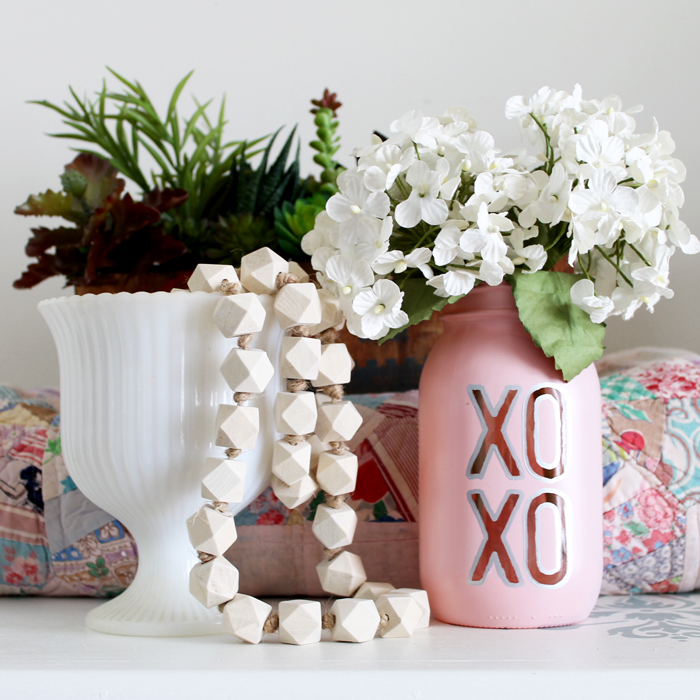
<box><xmin>85</xmin><ymin>587</ymin><xmax>222</xmax><ymax>637</ymax></box>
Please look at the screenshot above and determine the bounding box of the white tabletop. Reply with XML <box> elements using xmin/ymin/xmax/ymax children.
<box><xmin>1</xmin><ymin>594</ymin><xmax>699</xmax><ymax>699</ymax></box>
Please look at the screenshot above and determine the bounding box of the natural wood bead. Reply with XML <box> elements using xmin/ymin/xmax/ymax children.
<box><xmin>186</xmin><ymin>504</ymin><xmax>237</xmax><ymax>556</ymax></box>
<box><xmin>288</xmin><ymin>261</ymin><xmax>310</xmax><ymax>284</ymax></box>
<box><xmin>270</xmin><ymin>473</ymin><xmax>318</xmax><ymax>510</ymax></box>
<box><xmin>317</xmin><ymin>551</ymin><xmax>367</xmax><ymax>597</ymax></box>
<box><xmin>240</xmin><ymin>247</ymin><xmax>289</xmax><ymax>295</ymax></box>
<box><xmin>280</xmin><ymin>336</ymin><xmax>321</xmax><ymax>380</ymax></box>
<box><xmin>213</xmin><ymin>293</ymin><xmax>266</xmax><ymax>338</ymax></box>
<box><xmin>307</xmin><ymin>289</ymin><xmax>344</xmax><ymax>336</ymax></box>
<box><xmin>316</xmin><ymin>451</ymin><xmax>358</xmax><ymax>496</ymax></box>
<box><xmin>215</xmin><ymin>404</ymin><xmax>259</xmax><ymax>451</ymax></box>
<box><xmin>187</xmin><ymin>264</ymin><xmax>239</xmax><ymax>293</ymax></box>
<box><xmin>278</xmin><ymin>600</ymin><xmax>322</xmax><ymax>645</ymax></box>
<box><xmin>312</xmin><ymin>502</ymin><xmax>358</xmax><ymax>549</ymax></box>
<box><xmin>220</xmin><ymin>348</ymin><xmax>274</xmax><ymax>394</ymax></box>
<box><xmin>311</xmin><ymin>343</ymin><xmax>354</xmax><ymax>387</ymax></box>
<box><xmin>273</xmin><ymin>282</ymin><xmax>322</xmax><ymax>329</ymax></box>
<box><xmin>375</xmin><ymin>593</ymin><xmax>422</xmax><ymax>638</ymax></box>
<box><xmin>354</xmin><ymin>581</ymin><xmax>396</xmax><ymax>601</ymax></box>
<box><xmin>189</xmin><ymin>556</ymin><xmax>239</xmax><ymax>609</ymax></box>
<box><xmin>330</xmin><ymin>598</ymin><xmax>381</xmax><ymax>643</ymax></box>
<box><xmin>271</xmin><ymin>439</ymin><xmax>311</xmax><ymax>486</ymax></box>
<box><xmin>392</xmin><ymin>588</ymin><xmax>431</xmax><ymax>629</ymax></box>
<box><xmin>273</xmin><ymin>391</ymin><xmax>317</xmax><ymax>436</ymax></box>
<box><xmin>307</xmin><ymin>433</ymin><xmax>330</xmax><ymax>469</ymax></box>
<box><xmin>315</xmin><ymin>401</ymin><xmax>363</xmax><ymax>443</ymax></box>
<box><xmin>221</xmin><ymin>594</ymin><xmax>272</xmax><ymax>644</ymax></box>
<box><xmin>201</xmin><ymin>458</ymin><xmax>246</xmax><ymax>504</ymax></box>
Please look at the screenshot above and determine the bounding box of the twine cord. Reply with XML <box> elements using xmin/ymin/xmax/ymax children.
<box><xmin>322</xmin><ymin>612</ymin><xmax>336</xmax><ymax>630</ymax></box>
<box><xmin>329</xmin><ymin>441</ymin><xmax>347</xmax><ymax>455</ymax></box>
<box><xmin>322</xmin><ymin>384</ymin><xmax>344</xmax><ymax>403</ymax></box>
<box><xmin>276</xmin><ymin>272</ymin><xmax>299</xmax><ymax>289</ymax></box>
<box><xmin>284</xmin><ymin>434</ymin><xmax>307</xmax><ymax>446</ymax></box>
<box><xmin>325</xmin><ymin>493</ymin><xmax>347</xmax><ymax>509</ymax></box>
<box><xmin>198</xmin><ymin>552</ymin><xmax>215</xmax><ymax>563</ymax></box>
<box><xmin>263</xmin><ymin>612</ymin><xmax>279</xmax><ymax>634</ymax></box>
<box><xmin>323</xmin><ymin>547</ymin><xmax>344</xmax><ymax>559</ymax></box>
<box><xmin>317</xmin><ymin>328</ymin><xmax>340</xmax><ymax>345</ymax></box>
<box><xmin>287</xmin><ymin>378</ymin><xmax>308</xmax><ymax>393</ymax></box>
<box><xmin>238</xmin><ymin>334</ymin><xmax>253</xmax><ymax>350</ymax></box>
<box><xmin>226</xmin><ymin>447</ymin><xmax>242</xmax><ymax>459</ymax></box>
<box><xmin>218</xmin><ymin>280</ymin><xmax>241</xmax><ymax>295</ymax></box>
<box><xmin>234</xmin><ymin>392</ymin><xmax>253</xmax><ymax>405</ymax></box>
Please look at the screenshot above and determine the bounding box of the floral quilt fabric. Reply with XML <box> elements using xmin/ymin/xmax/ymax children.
<box><xmin>3</xmin><ymin>348</ymin><xmax>700</xmax><ymax>597</ymax></box>
<box><xmin>598</xmin><ymin>350</ymin><xmax>700</xmax><ymax>594</ymax></box>
<box><xmin>0</xmin><ymin>386</ymin><xmax>136</xmax><ymax>596</ymax></box>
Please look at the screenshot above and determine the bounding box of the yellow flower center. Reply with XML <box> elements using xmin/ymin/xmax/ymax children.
<box><xmin>374</xmin><ymin>304</ymin><xmax>386</xmax><ymax>315</ymax></box>
<box><xmin>342</xmin><ymin>285</ymin><xmax>353</xmax><ymax>295</ymax></box>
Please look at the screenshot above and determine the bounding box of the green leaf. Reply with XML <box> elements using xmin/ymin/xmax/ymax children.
<box><xmin>14</xmin><ymin>190</ymin><xmax>75</xmax><ymax>220</ymax></box>
<box><xmin>511</xmin><ymin>271</ymin><xmax>605</xmax><ymax>382</ymax></box>
<box><xmin>380</xmin><ymin>277</ymin><xmax>460</xmax><ymax>343</ymax></box>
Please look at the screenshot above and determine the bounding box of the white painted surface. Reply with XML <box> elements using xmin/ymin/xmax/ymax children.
<box><xmin>2</xmin><ymin>0</ymin><xmax>700</xmax><ymax>389</ymax></box>
<box><xmin>1</xmin><ymin>595</ymin><xmax>699</xmax><ymax>699</ymax></box>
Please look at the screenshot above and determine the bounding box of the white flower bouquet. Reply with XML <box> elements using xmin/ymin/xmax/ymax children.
<box><xmin>301</xmin><ymin>86</ymin><xmax>698</xmax><ymax>381</ymax></box>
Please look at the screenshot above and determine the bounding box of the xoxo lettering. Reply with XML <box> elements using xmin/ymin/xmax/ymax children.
<box><xmin>466</xmin><ymin>384</ymin><xmax>569</xmax><ymax>587</ymax></box>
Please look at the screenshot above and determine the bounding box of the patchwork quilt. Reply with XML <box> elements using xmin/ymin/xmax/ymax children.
<box><xmin>2</xmin><ymin>348</ymin><xmax>700</xmax><ymax>597</ymax></box>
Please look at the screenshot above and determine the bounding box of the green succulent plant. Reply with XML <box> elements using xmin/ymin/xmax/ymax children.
<box><xmin>15</xmin><ymin>74</ymin><xmax>344</xmax><ymax>289</ymax></box>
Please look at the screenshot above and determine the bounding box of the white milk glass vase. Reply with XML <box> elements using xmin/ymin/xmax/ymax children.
<box><xmin>39</xmin><ymin>291</ymin><xmax>284</xmax><ymax>636</ymax></box>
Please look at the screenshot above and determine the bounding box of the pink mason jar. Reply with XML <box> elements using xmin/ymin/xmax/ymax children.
<box><xmin>419</xmin><ymin>283</ymin><xmax>602</xmax><ymax>628</ymax></box>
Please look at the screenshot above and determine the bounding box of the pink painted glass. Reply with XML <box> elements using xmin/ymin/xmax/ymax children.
<box><xmin>419</xmin><ymin>284</ymin><xmax>602</xmax><ymax>628</ymax></box>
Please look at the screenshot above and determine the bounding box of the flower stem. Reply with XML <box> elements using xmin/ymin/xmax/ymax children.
<box><xmin>594</xmin><ymin>245</ymin><xmax>634</xmax><ymax>288</ymax></box>
<box><xmin>629</xmin><ymin>243</ymin><xmax>651</xmax><ymax>267</ymax></box>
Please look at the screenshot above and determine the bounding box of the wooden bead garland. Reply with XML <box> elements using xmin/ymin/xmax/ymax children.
<box><xmin>185</xmin><ymin>250</ymin><xmax>430</xmax><ymax>645</ymax></box>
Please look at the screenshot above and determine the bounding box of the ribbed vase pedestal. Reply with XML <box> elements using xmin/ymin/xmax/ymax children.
<box><xmin>39</xmin><ymin>291</ymin><xmax>284</xmax><ymax>636</ymax></box>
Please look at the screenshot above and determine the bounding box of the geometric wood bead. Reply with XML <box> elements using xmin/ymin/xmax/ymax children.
<box><xmin>279</xmin><ymin>600</ymin><xmax>322</xmax><ymax>646</ymax></box>
<box><xmin>186</xmin><ymin>504</ymin><xmax>237</xmax><ymax>556</ymax></box>
<box><xmin>330</xmin><ymin>598</ymin><xmax>381</xmax><ymax>643</ymax></box>
<box><xmin>308</xmin><ymin>288</ymin><xmax>344</xmax><ymax>336</ymax></box>
<box><xmin>273</xmin><ymin>392</ymin><xmax>317</xmax><ymax>436</ymax></box>
<box><xmin>201</xmin><ymin>458</ymin><xmax>246</xmax><ymax>503</ymax></box>
<box><xmin>392</xmin><ymin>588</ymin><xmax>431</xmax><ymax>629</ymax></box>
<box><xmin>315</xmin><ymin>401</ymin><xmax>363</xmax><ymax>443</ymax></box>
<box><xmin>317</xmin><ymin>551</ymin><xmax>367</xmax><ymax>597</ymax></box>
<box><xmin>213</xmin><ymin>293</ymin><xmax>267</xmax><ymax>338</ymax></box>
<box><xmin>354</xmin><ymin>581</ymin><xmax>396</xmax><ymax>602</ymax></box>
<box><xmin>215</xmin><ymin>404</ymin><xmax>259</xmax><ymax>451</ymax></box>
<box><xmin>311</xmin><ymin>343</ymin><xmax>353</xmax><ymax>387</ymax></box>
<box><xmin>375</xmin><ymin>593</ymin><xmax>422</xmax><ymax>638</ymax></box>
<box><xmin>316</xmin><ymin>451</ymin><xmax>358</xmax><ymax>496</ymax></box>
<box><xmin>280</xmin><ymin>336</ymin><xmax>321</xmax><ymax>380</ymax></box>
<box><xmin>220</xmin><ymin>348</ymin><xmax>274</xmax><ymax>394</ymax></box>
<box><xmin>189</xmin><ymin>556</ymin><xmax>239</xmax><ymax>609</ymax></box>
<box><xmin>288</xmin><ymin>261</ymin><xmax>310</xmax><ymax>284</ymax></box>
<box><xmin>222</xmin><ymin>594</ymin><xmax>272</xmax><ymax>644</ymax></box>
<box><xmin>240</xmin><ymin>247</ymin><xmax>289</xmax><ymax>295</ymax></box>
<box><xmin>273</xmin><ymin>283</ymin><xmax>322</xmax><ymax>330</ymax></box>
<box><xmin>271</xmin><ymin>439</ymin><xmax>311</xmax><ymax>486</ymax></box>
<box><xmin>187</xmin><ymin>264</ymin><xmax>239</xmax><ymax>293</ymax></box>
<box><xmin>307</xmin><ymin>433</ymin><xmax>330</xmax><ymax>469</ymax></box>
<box><xmin>270</xmin><ymin>473</ymin><xmax>318</xmax><ymax>510</ymax></box>
<box><xmin>312</xmin><ymin>502</ymin><xmax>358</xmax><ymax>549</ymax></box>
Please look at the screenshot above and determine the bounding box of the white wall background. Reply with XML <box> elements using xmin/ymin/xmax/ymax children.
<box><xmin>1</xmin><ymin>0</ymin><xmax>698</xmax><ymax>389</ymax></box>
